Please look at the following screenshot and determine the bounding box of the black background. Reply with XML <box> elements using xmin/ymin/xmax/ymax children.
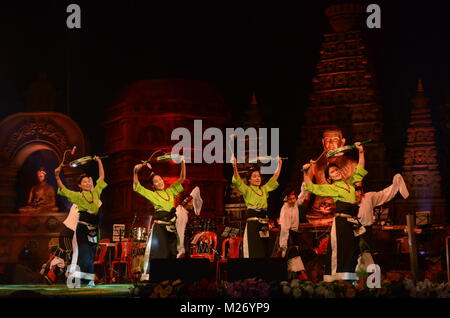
<box><xmin>1</xmin><ymin>0</ymin><xmax>449</xmax><ymax>196</ymax></box>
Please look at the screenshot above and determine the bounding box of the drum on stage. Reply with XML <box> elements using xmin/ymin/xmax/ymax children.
<box><xmin>132</xmin><ymin>227</ymin><xmax>148</xmax><ymax>241</ymax></box>
<box><xmin>131</xmin><ymin>240</ymin><xmax>148</xmax><ymax>274</ymax></box>
<box><xmin>131</xmin><ymin>227</ymin><xmax>151</xmax><ymax>274</ymax></box>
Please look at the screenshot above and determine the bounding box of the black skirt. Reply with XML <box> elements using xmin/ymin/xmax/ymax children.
<box><xmin>141</xmin><ymin>209</ymin><xmax>178</xmax><ymax>279</ymax></box>
<box><xmin>67</xmin><ymin>211</ymin><xmax>98</xmax><ymax>282</ymax></box>
<box><xmin>324</xmin><ymin>201</ymin><xmax>359</xmax><ymax>282</ymax></box>
<box><xmin>243</xmin><ymin>209</ymin><xmax>270</xmax><ymax>258</ymax></box>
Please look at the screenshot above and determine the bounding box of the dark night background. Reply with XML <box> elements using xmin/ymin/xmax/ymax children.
<box><xmin>1</xmin><ymin>0</ymin><xmax>449</xmax><ymax>195</ymax></box>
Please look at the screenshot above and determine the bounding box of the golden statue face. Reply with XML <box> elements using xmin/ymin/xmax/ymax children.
<box><xmin>36</xmin><ymin>171</ymin><xmax>46</xmax><ymax>182</ymax></box>
<box><xmin>322</xmin><ymin>130</ymin><xmax>345</xmax><ymax>153</ymax></box>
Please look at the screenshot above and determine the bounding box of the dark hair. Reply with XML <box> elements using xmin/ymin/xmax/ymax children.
<box><xmin>246</xmin><ymin>166</ymin><xmax>261</xmax><ymax>181</ymax></box>
<box><xmin>324</xmin><ymin>164</ymin><xmax>339</xmax><ymax>183</ymax></box>
<box><xmin>282</xmin><ymin>187</ymin><xmax>298</xmax><ymax>199</ymax></box>
<box><xmin>354</xmin><ymin>182</ymin><xmax>364</xmax><ymax>191</ymax></box>
<box><xmin>77</xmin><ymin>173</ymin><xmax>90</xmax><ymax>185</ymax></box>
<box><xmin>149</xmin><ymin>173</ymin><xmax>162</xmax><ymax>187</ymax></box>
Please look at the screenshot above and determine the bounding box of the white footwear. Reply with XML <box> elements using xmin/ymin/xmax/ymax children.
<box><xmin>87</xmin><ymin>280</ymin><xmax>95</xmax><ymax>287</ymax></box>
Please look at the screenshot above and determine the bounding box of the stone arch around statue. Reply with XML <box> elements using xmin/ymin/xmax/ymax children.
<box><xmin>0</xmin><ymin>112</ymin><xmax>86</xmax><ymax>212</ymax></box>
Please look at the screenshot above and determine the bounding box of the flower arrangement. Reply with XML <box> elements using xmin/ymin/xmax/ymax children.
<box><xmin>224</xmin><ymin>278</ymin><xmax>270</xmax><ymax>298</ymax></box>
<box><xmin>130</xmin><ymin>279</ymin><xmax>225</xmax><ymax>298</ymax></box>
<box><xmin>186</xmin><ymin>279</ymin><xmax>225</xmax><ymax>298</ymax></box>
<box><xmin>130</xmin><ymin>280</ymin><xmax>184</xmax><ymax>298</ymax></box>
<box><xmin>276</xmin><ymin>278</ymin><xmax>450</xmax><ymax>298</ymax></box>
<box><xmin>130</xmin><ymin>276</ymin><xmax>449</xmax><ymax>298</ymax></box>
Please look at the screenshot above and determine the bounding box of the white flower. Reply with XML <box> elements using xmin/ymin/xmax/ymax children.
<box><xmin>290</xmin><ymin>279</ymin><xmax>300</xmax><ymax>288</ymax></box>
<box><xmin>403</xmin><ymin>278</ymin><xmax>415</xmax><ymax>291</ymax></box>
<box><xmin>282</xmin><ymin>285</ymin><xmax>291</xmax><ymax>295</ymax></box>
<box><xmin>423</xmin><ymin>279</ymin><xmax>433</xmax><ymax>289</ymax></box>
<box><xmin>304</xmin><ymin>285</ymin><xmax>314</xmax><ymax>296</ymax></box>
<box><xmin>324</xmin><ymin>290</ymin><xmax>336</xmax><ymax>298</ymax></box>
<box><xmin>315</xmin><ymin>286</ymin><xmax>325</xmax><ymax>297</ymax></box>
<box><xmin>292</xmin><ymin>287</ymin><xmax>302</xmax><ymax>298</ymax></box>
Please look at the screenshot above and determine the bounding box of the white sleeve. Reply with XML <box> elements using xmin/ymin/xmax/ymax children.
<box><xmin>279</xmin><ymin>204</ymin><xmax>290</xmax><ymax>248</ymax></box>
<box><xmin>176</xmin><ymin>207</ymin><xmax>187</xmax><ymax>254</ymax></box>
<box><xmin>296</xmin><ymin>182</ymin><xmax>308</xmax><ymax>206</ymax></box>
<box><xmin>371</xmin><ymin>174</ymin><xmax>408</xmax><ymax>207</ymax></box>
<box><xmin>190</xmin><ymin>186</ymin><xmax>203</xmax><ymax>216</ymax></box>
<box><xmin>357</xmin><ymin>194</ymin><xmax>375</xmax><ymax>226</ymax></box>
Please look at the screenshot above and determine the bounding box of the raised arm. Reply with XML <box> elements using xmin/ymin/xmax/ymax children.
<box><xmin>54</xmin><ymin>166</ymin><xmax>65</xmax><ymax>189</ymax></box>
<box><xmin>133</xmin><ymin>163</ymin><xmax>146</xmax><ymax>186</ymax></box>
<box><xmin>178</xmin><ymin>159</ymin><xmax>186</xmax><ymax>184</ymax></box>
<box><xmin>302</xmin><ymin>161</ymin><xmax>314</xmax><ymax>185</ymax></box>
<box><xmin>94</xmin><ymin>156</ymin><xmax>105</xmax><ymax>180</ymax></box>
<box><xmin>232</xmin><ymin>156</ymin><xmax>240</xmax><ymax>180</ymax></box>
<box><xmin>354</xmin><ymin>142</ymin><xmax>365</xmax><ymax>169</ymax></box>
<box><xmin>272</xmin><ymin>158</ymin><xmax>283</xmax><ymax>181</ymax></box>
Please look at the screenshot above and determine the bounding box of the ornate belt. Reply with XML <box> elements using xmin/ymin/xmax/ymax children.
<box><xmin>154</xmin><ymin>220</ymin><xmax>172</xmax><ymax>225</ymax></box>
<box><xmin>247</xmin><ymin>217</ymin><xmax>269</xmax><ymax>223</ymax></box>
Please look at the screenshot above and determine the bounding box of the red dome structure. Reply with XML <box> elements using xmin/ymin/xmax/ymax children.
<box><xmin>102</xmin><ymin>79</ymin><xmax>230</xmax><ymax>236</ymax></box>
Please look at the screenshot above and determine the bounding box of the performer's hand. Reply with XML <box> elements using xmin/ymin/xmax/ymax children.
<box><xmin>231</xmin><ymin>156</ymin><xmax>237</xmax><ymax>166</ymax></box>
<box><xmin>277</xmin><ymin>156</ymin><xmax>282</xmax><ymax>165</ymax></box>
<box><xmin>145</xmin><ymin>162</ymin><xmax>152</xmax><ymax>170</ymax></box>
<box><xmin>354</xmin><ymin>142</ymin><xmax>363</xmax><ymax>153</ymax></box>
<box><xmin>54</xmin><ymin>166</ymin><xmax>62</xmax><ymax>176</ymax></box>
<box><xmin>134</xmin><ymin>163</ymin><xmax>144</xmax><ymax>172</ymax></box>
<box><xmin>93</xmin><ymin>155</ymin><xmax>101</xmax><ymax>163</ymax></box>
<box><xmin>302</xmin><ymin>163</ymin><xmax>311</xmax><ymax>171</ymax></box>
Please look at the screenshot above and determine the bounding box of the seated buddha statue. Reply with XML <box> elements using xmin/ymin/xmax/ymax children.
<box><xmin>19</xmin><ymin>168</ymin><xmax>58</xmax><ymax>213</ymax></box>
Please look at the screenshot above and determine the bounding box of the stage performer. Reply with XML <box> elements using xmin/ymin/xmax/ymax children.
<box><xmin>176</xmin><ymin>186</ymin><xmax>203</xmax><ymax>258</ymax></box>
<box><xmin>133</xmin><ymin>158</ymin><xmax>186</xmax><ymax>281</ymax></box>
<box><xmin>232</xmin><ymin>156</ymin><xmax>282</xmax><ymax>258</ymax></box>
<box><xmin>55</xmin><ymin>156</ymin><xmax>106</xmax><ymax>287</ymax></box>
<box><xmin>275</xmin><ymin>183</ymin><xmax>309</xmax><ymax>280</ymax></box>
<box><xmin>354</xmin><ymin>174</ymin><xmax>409</xmax><ymax>271</ymax></box>
<box><xmin>303</xmin><ymin>142</ymin><xmax>366</xmax><ymax>282</ymax></box>
<box><xmin>304</xmin><ymin>129</ymin><xmax>357</xmax><ymax>225</ymax></box>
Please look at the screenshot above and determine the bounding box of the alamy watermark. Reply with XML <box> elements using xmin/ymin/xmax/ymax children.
<box><xmin>366</xmin><ymin>4</ymin><xmax>381</xmax><ymax>29</ymax></box>
<box><xmin>171</xmin><ymin>120</ymin><xmax>280</xmax><ymax>174</ymax></box>
<box><xmin>366</xmin><ymin>264</ymin><xmax>381</xmax><ymax>288</ymax></box>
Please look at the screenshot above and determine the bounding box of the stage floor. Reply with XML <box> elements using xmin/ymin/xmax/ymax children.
<box><xmin>0</xmin><ymin>284</ymin><xmax>133</xmax><ymax>298</ymax></box>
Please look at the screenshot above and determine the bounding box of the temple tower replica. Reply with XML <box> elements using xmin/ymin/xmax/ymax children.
<box><xmin>394</xmin><ymin>80</ymin><xmax>446</xmax><ymax>225</ymax></box>
<box><xmin>297</xmin><ymin>3</ymin><xmax>390</xmax><ymax>193</ymax></box>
